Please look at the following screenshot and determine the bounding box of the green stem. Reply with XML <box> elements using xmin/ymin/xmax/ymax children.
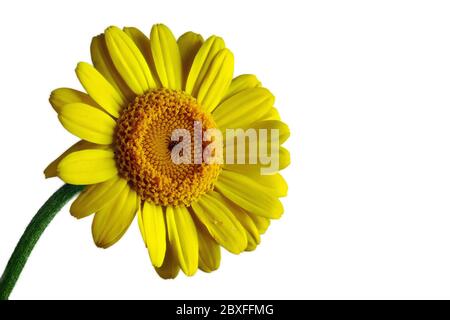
<box><xmin>0</xmin><ymin>184</ymin><xmax>84</xmax><ymax>300</ymax></box>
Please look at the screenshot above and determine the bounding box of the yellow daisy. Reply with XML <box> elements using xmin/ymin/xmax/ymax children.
<box><xmin>44</xmin><ymin>24</ymin><xmax>290</xmax><ymax>278</ymax></box>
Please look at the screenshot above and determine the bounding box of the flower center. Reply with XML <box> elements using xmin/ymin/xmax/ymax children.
<box><xmin>115</xmin><ymin>88</ymin><xmax>221</xmax><ymax>206</ymax></box>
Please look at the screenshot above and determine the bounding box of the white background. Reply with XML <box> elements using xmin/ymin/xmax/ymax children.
<box><xmin>0</xmin><ymin>0</ymin><xmax>450</xmax><ymax>299</ymax></box>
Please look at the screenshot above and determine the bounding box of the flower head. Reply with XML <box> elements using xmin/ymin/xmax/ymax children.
<box><xmin>44</xmin><ymin>24</ymin><xmax>290</xmax><ymax>278</ymax></box>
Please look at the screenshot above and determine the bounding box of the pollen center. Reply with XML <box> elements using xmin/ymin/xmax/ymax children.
<box><xmin>115</xmin><ymin>88</ymin><xmax>221</xmax><ymax>206</ymax></box>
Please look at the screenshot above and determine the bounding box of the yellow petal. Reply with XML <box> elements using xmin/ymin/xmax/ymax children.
<box><xmin>221</xmin><ymin>119</ymin><xmax>290</xmax><ymax>172</ymax></box>
<box><xmin>279</xmin><ymin>146</ymin><xmax>291</xmax><ymax>170</ymax></box>
<box><xmin>58</xmin><ymin>103</ymin><xmax>116</xmax><ymax>145</ymax></box>
<box><xmin>138</xmin><ymin>201</ymin><xmax>166</xmax><ymax>267</ymax></box>
<box><xmin>223</xmin><ymin>146</ymin><xmax>291</xmax><ymax>175</ymax></box>
<box><xmin>218</xmin><ymin>194</ymin><xmax>260</xmax><ymax>251</ymax></box>
<box><xmin>49</xmin><ymin>88</ymin><xmax>100</xmax><ymax>114</ymax></box>
<box><xmin>75</xmin><ymin>62</ymin><xmax>124</xmax><ymax>118</ymax></box>
<box><xmin>177</xmin><ymin>31</ymin><xmax>204</xmax><ymax>88</ymax></box>
<box><xmin>248</xmin><ymin>212</ymin><xmax>271</xmax><ymax>234</ymax></box>
<box><xmin>196</xmin><ymin>48</ymin><xmax>234</xmax><ymax>113</ymax></box>
<box><xmin>185</xmin><ymin>36</ymin><xmax>225</xmax><ymax>95</ymax></box>
<box><xmin>215</xmin><ymin>170</ymin><xmax>283</xmax><ymax>219</ymax></box>
<box><xmin>252</xmin><ymin>172</ymin><xmax>288</xmax><ymax>197</ymax></box>
<box><xmin>105</xmin><ymin>26</ymin><xmax>156</xmax><ymax>95</ymax></box>
<box><xmin>248</xmin><ymin>120</ymin><xmax>290</xmax><ymax>144</ymax></box>
<box><xmin>166</xmin><ymin>206</ymin><xmax>198</xmax><ymax>276</ymax></box>
<box><xmin>57</xmin><ymin>149</ymin><xmax>117</xmax><ymax>185</ymax></box>
<box><xmin>150</xmin><ymin>24</ymin><xmax>182</xmax><ymax>90</ymax></box>
<box><xmin>154</xmin><ymin>242</ymin><xmax>180</xmax><ymax>279</ymax></box>
<box><xmin>259</xmin><ymin>107</ymin><xmax>281</xmax><ymax>121</ymax></box>
<box><xmin>222</xmin><ymin>74</ymin><xmax>261</xmax><ymax>101</ymax></box>
<box><xmin>191</xmin><ymin>192</ymin><xmax>247</xmax><ymax>254</ymax></box>
<box><xmin>137</xmin><ymin>204</ymin><xmax>145</xmax><ymax>242</ymax></box>
<box><xmin>195</xmin><ymin>220</ymin><xmax>220</xmax><ymax>273</ymax></box>
<box><xmin>213</xmin><ymin>87</ymin><xmax>274</xmax><ymax>129</ymax></box>
<box><xmin>70</xmin><ymin>176</ymin><xmax>127</xmax><ymax>219</ymax></box>
<box><xmin>44</xmin><ymin>140</ymin><xmax>105</xmax><ymax>178</ymax></box>
<box><xmin>90</xmin><ymin>34</ymin><xmax>134</xmax><ymax>101</ymax></box>
<box><xmin>240</xmin><ymin>220</ymin><xmax>259</xmax><ymax>250</ymax></box>
<box><xmin>92</xmin><ymin>185</ymin><xmax>138</xmax><ymax>248</ymax></box>
<box><xmin>123</xmin><ymin>27</ymin><xmax>161</xmax><ymax>87</ymax></box>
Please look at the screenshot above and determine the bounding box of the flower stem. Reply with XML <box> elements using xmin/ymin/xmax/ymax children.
<box><xmin>0</xmin><ymin>184</ymin><xmax>84</xmax><ymax>300</ymax></box>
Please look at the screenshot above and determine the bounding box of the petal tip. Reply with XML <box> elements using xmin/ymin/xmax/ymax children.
<box><xmin>75</xmin><ymin>61</ymin><xmax>90</xmax><ymax>75</ymax></box>
<box><xmin>105</xmin><ymin>25</ymin><xmax>120</xmax><ymax>33</ymax></box>
<box><xmin>152</xmin><ymin>23</ymin><xmax>169</xmax><ymax>30</ymax></box>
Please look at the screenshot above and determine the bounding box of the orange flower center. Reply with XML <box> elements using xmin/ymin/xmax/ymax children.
<box><xmin>115</xmin><ymin>88</ymin><xmax>221</xmax><ymax>206</ymax></box>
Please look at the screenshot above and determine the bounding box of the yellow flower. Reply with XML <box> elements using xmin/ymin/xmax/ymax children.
<box><xmin>44</xmin><ymin>24</ymin><xmax>290</xmax><ymax>278</ymax></box>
